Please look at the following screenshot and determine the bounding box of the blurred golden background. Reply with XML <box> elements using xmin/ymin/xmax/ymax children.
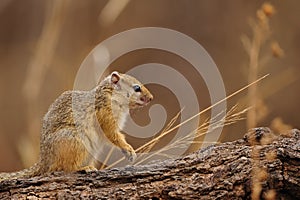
<box><xmin>0</xmin><ymin>0</ymin><xmax>299</xmax><ymax>171</ymax></box>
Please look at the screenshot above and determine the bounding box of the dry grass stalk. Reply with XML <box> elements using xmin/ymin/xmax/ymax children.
<box><xmin>143</xmin><ymin>105</ymin><xmax>249</xmax><ymax>160</ymax></box>
<box><xmin>270</xmin><ymin>117</ymin><xmax>293</xmax><ymax>135</ymax></box>
<box><xmin>248</xmin><ymin>128</ymin><xmax>278</xmax><ymax>199</ymax></box>
<box><xmin>232</xmin><ymin>67</ymin><xmax>297</xmax><ymax>114</ymax></box>
<box><xmin>241</xmin><ymin>2</ymin><xmax>283</xmax><ymax>130</ymax></box>
<box><xmin>20</xmin><ymin>0</ymin><xmax>69</xmax><ymax>167</ymax></box>
<box><xmin>138</xmin><ymin>108</ymin><xmax>183</xmax><ymax>154</ymax></box>
<box><xmin>251</xmin><ymin>181</ymin><xmax>262</xmax><ymax>200</ymax></box>
<box><xmin>98</xmin><ymin>0</ymin><xmax>130</xmax><ymax>26</ymax></box>
<box><xmin>264</xmin><ymin>189</ymin><xmax>276</xmax><ymax>200</ymax></box>
<box><xmin>100</xmin><ymin>146</ymin><xmax>115</xmax><ymax>170</ymax></box>
<box><xmin>265</xmin><ymin>151</ymin><xmax>276</xmax><ymax>161</ymax></box>
<box><xmin>107</xmin><ymin>110</ymin><xmax>182</xmax><ymax>168</ymax></box>
<box><xmin>271</xmin><ymin>41</ymin><xmax>284</xmax><ymax>58</ymax></box>
<box><xmin>106</xmin><ymin>75</ymin><xmax>268</xmax><ymax>169</ymax></box>
<box><xmin>244</xmin><ymin>4</ymin><xmax>285</xmax><ymax>197</ymax></box>
<box><xmin>133</xmin><ymin>109</ymin><xmax>183</xmax><ymax>164</ymax></box>
<box><xmin>251</xmin><ymin>146</ymin><xmax>277</xmax><ymax>199</ymax></box>
<box><xmin>134</xmin><ymin>105</ymin><xmax>248</xmax><ymax>165</ymax></box>
<box><xmin>251</xmin><ymin>148</ymin><xmax>265</xmax><ymax>200</ymax></box>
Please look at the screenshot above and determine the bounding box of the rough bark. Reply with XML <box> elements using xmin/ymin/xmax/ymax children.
<box><xmin>0</xmin><ymin>128</ymin><xmax>299</xmax><ymax>200</ymax></box>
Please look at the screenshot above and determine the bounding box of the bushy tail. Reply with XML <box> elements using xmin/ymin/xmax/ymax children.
<box><xmin>0</xmin><ymin>162</ymin><xmax>41</xmax><ymax>181</ymax></box>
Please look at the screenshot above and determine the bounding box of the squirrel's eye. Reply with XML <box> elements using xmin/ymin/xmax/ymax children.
<box><xmin>133</xmin><ymin>85</ymin><xmax>141</xmax><ymax>92</ymax></box>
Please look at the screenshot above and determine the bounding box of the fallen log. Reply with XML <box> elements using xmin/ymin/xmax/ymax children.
<box><xmin>0</xmin><ymin>128</ymin><xmax>299</xmax><ymax>199</ymax></box>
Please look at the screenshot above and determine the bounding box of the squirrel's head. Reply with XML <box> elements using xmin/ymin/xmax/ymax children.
<box><xmin>107</xmin><ymin>71</ymin><xmax>153</xmax><ymax>109</ymax></box>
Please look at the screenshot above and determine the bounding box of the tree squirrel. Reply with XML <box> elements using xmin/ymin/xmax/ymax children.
<box><xmin>0</xmin><ymin>71</ymin><xmax>153</xmax><ymax>181</ymax></box>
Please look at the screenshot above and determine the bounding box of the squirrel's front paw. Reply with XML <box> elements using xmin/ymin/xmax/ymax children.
<box><xmin>122</xmin><ymin>148</ymin><xmax>137</xmax><ymax>162</ymax></box>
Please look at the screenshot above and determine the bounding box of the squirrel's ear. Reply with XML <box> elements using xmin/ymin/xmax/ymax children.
<box><xmin>111</xmin><ymin>71</ymin><xmax>120</xmax><ymax>84</ymax></box>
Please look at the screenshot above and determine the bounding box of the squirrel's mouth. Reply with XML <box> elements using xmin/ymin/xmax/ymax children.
<box><xmin>130</xmin><ymin>95</ymin><xmax>153</xmax><ymax>109</ymax></box>
<box><xmin>135</xmin><ymin>102</ymin><xmax>148</xmax><ymax>107</ymax></box>
<box><xmin>130</xmin><ymin>101</ymin><xmax>149</xmax><ymax>109</ymax></box>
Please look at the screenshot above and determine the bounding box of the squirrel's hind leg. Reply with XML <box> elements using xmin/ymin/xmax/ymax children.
<box><xmin>45</xmin><ymin>128</ymin><xmax>96</xmax><ymax>172</ymax></box>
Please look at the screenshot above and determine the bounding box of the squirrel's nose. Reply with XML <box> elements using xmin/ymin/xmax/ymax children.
<box><xmin>140</xmin><ymin>94</ymin><xmax>153</xmax><ymax>103</ymax></box>
<box><xmin>149</xmin><ymin>94</ymin><xmax>153</xmax><ymax>102</ymax></box>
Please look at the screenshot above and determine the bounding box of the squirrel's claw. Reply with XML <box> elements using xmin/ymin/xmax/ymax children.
<box><xmin>122</xmin><ymin>149</ymin><xmax>137</xmax><ymax>162</ymax></box>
